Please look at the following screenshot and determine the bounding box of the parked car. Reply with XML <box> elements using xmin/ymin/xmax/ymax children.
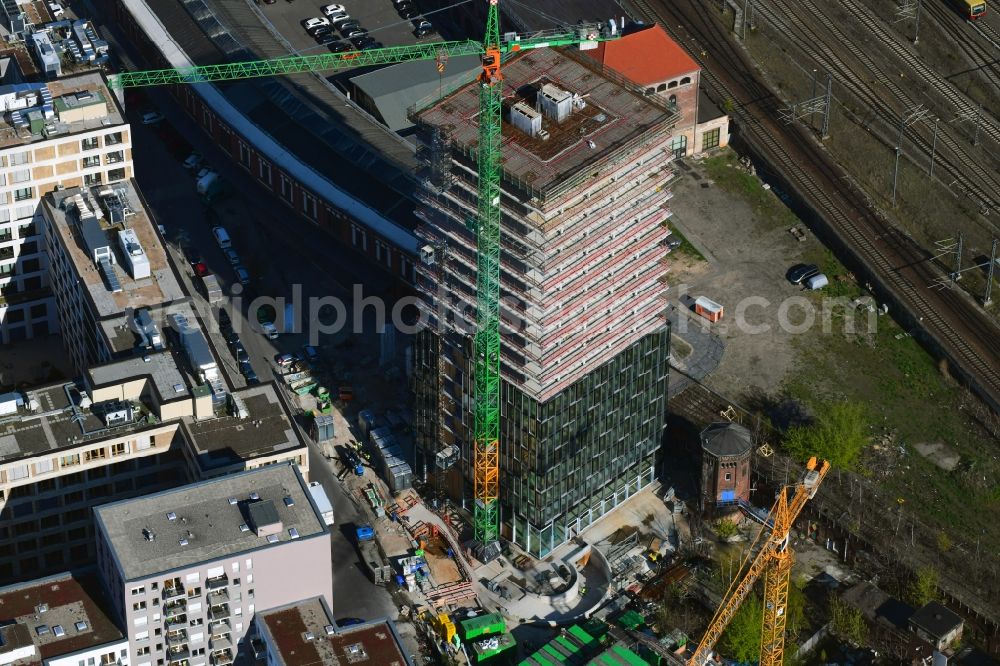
<box><xmin>321</xmin><ymin>3</ymin><xmax>345</xmax><ymax>15</ymax></box>
<box><xmin>235</xmin><ymin>266</ymin><xmax>250</xmax><ymax>286</ymax></box>
<box><xmin>245</xmin><ymin>368</ymin><xmax>260</xmax><ymax>385</ymax></box>
<box><xmin>239</xmin><ymin>359</ymin><xmax>253</xmax><ymax>375</ymax></box>
<box><xmin>302</xmin><ymin>345</ymin><xmax>320</xmax><ymax>363</ymax></box>
<box><xmin>275</xmin><ymin>352</ymin><xmax>299</xmax><ymax>368</ymax></box>
<box><xmin>413</xmin><ymin>18</ymin><xmax>434</xmax><ymax>36</ymax></box>
<box><xmin>303</xmin><ymin>16</ymin><xmax>330</xmax><ymax>30</ymax></box>
<box><xmin>196</xmin><ymin>166</ymin><xmax>216</xmax><ymax>180</ymax></box>
<box><xmin>182</xmin><ymin>152</ymin><xmax>203</xmax><ymax>170</ymax></box>
<box><xmin>226</xmin><ymin>331</ymin><xmax>240</xmax><ymax>346</ymax></box>
<box><xmin>347</xmin><ymin>29</ymin><xmax>368</xmax><ymax>40</ymax></box>
<box><xmin>312</xmin><ymin>25</ymin><xmax>334</xmax><ymax>39</ymax></box>
<box><xmin>664</xmin><ymin>234</ymin><xmax>682</xmax><ymax>250</ymax></box>
<box><xmin>192</xmin><ymin>261</ymin><xmax>209</xmax><ymax>278</ymax></box>
<box><xmin>212</xmin><ymin>226</ymin><xmax>232</xmax><ymax>249</ymax></box>
<box><xmin>224</xmin><ymin>248</ymin><xmax>241</xmax><ymax>266</ymax></box>
<box><xmin>141</xmin><ymin>111</ymin><xmax>164</xmax><ymax>125</ymax></box>
<box><xmin>338</xmin><ymin>19</ymin><xmax>361</xmax><ymax>33</ymax></box>
<box><xmin>399</xmin><ymin>7</ymin><xmax>418</xmax><ymax>19</ymax></box>
<box><xmin>360</xmin><ymin>39</ymin><xmax>382</xmax><ymax>49</ymax></box>
<box><xmin>804</xmin><ymin>273</ymin><xmax>829</xmax><ymax>290</ymax></box>
<box><xmin>317</xmin><ymin>32</ymin><xmax>341</xmax><ymax>45</ymax></box>
<box><xmin>329</xmin><ymin>13</ymin><xmax>352</xmax><ymax>26</ymax></box>
<box><xmin>786</xmin><ymin>263</ymin><xmax>819</xmax><ymax>284</ymax></box>
<box><xmin>328</xmin><ymin>41</ymin><xmax>352</xmax><ymax>52</ymax></box>
<box><xmin>233</xmin><ymin>342</ymin><xmax>250</xmax><ymax>363</ymax></box>
<box><xmin>263</xmin><ymin>0</ymin><xmax>276</xmax><ymax>5</ymax></box>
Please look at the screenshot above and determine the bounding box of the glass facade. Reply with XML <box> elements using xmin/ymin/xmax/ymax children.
<box><xmin>415</xmin><ymin>325</ymin><xmax>671</xmax><ymax>558</ymax></box>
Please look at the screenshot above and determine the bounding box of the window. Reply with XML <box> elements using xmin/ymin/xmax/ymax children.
<box><xmin>108</xmin><ymin>168</ymin><xmax>126</xmax><ymax>182</ymax></box>
<box><xmin>81</xmin><ymin>137</ymin><xmax>99</xmax><ymax>151</ymax></box>
<box><xmin>702</xmin><ymin>128</ymin><xmax>720</xmax><ymax>150</ymax></box>
<box><xmin>84</xmin><ymin>448</ymin><xmax>106</xmax><ymax>462</ymax></box>
<box><xmin>680</xmin><ymin>76</ymin><xmax>692</xmax><ymax>85</ymax></box>
<box><xmin>60</xmin><ymin>454</ymin><xmax>80</xmax><ymax>468</ymax></box>
<box><xmin>258</xmin><ymin>161</ymin><xmax>271</xmax><ymax>185</ymax></box>
<box><xmin>33</xmin><ymin>458</ymin><xmax>53</xmax><ymax>474</ymax></box>
<box><xmin>106</xmin><ymin>151</ymin><xmax>124</xmax><ymax>164</ymax></box>
<box><xmin>238</xmin><ymin>142</ymin><xmax>250</xmax><ymax>168</ymax></box>
<box><xmin>724</xmin><ymin>472</ymin><xmax>731</xmax><ymax>481</ymax></box>
<box><xmin>105</xmin><ymin>131</ymin><xmax>123</xmax><ymax>146</ymax></box>
<box><xmin>13</xmin><ymin>187</ymin><xmax>31</xmax><ymax>202</ymax></box>
<box><xmin>375</xmin><ymin>240</ymin><xmax>390</xmax><ymax>267</ymax></box>
<box><xmin>81</xmin><ymin>155</ymin><xmax>100</xmax><ymax>168</ymax></box>
<box><xmin>21</xmin><ymin>258</ymin><xmax>39</xmax><ymax>273</ymax></box>
<box><xmin>10</xmin><ymin>168</ymin><xmax>29</xmax><ymax>183</ymax></box>
<box><xmin>280</xmin><ymin>174</ymin><xmax>292</xmax><ymax>202</ymax></box>
<box><xmin>110</xmin><ymin>442</ymin><xmax>126</xmax><ymax>456</ymax></box>
<box><xmin>302</xmin><ymin>192</ymin><xmax>317</xmax><ymax>220</ymax></box>
<box><xmin>351</xmin><ymin>225</ymin><xmax>367</xmax><ymax>251</ymax></box>
<box><xmin>84</xmin><ymin>173</ymin><xmax>102</xmax><ymax>186</ymax></box>
<box><xmin>9</xmin><ymin>151</ymin><xmax>29</xmax><ymax>165</ymax></box>
<box><xmin>7</xmin><ymin>464</ymin><xmax>28</xmax><ymax>480</ymax></box>
<box><xmin>400</xmin><ymin>256</ymin><xmax>414</xmax><ymax>282</ymax></box>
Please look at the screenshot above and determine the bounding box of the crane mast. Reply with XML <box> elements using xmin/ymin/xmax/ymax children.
<box><xmin>107</xmin><ymin>2</ymin><xmax>618</xmax><ymax>556</ymax></box>
<box><xmin>688</xmin><ymin>457</ymin><xmax>830</xmax><ymax>666</ymax></box>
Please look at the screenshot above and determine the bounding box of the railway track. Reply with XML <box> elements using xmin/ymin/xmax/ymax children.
<box><xmin>921</xmin><ymin>1</ymin><xmax>1000</xmax><ymax>95</ymax></box>
<box><xmin>631</xmin><ymin>0</ymin><xmax>1000</xmax><ymax>407</ymax></box>
<box><xmin>752</xmin><ymin>0</ymin><xmax>1000</xmax><ymax>214</ymax></box>
<box><xmin>973</xmin><ymin>17</ymin><xmax>1000</xmax><ymax>46</ymax></box>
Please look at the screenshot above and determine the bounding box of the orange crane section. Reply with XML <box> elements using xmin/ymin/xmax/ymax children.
<box><xmin>688</xmin><ymin>456</ymin><xmax>830</xmax><ymax>666</ymax></box>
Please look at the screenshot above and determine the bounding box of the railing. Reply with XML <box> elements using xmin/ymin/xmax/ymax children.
<box><xmin>207</xmin><ymin>604</ymin><xmax>231</xmax><ymax>621</ymax></box>
<box><xmin>162</xmin><ymin>585</ymin><xmax>185</xmax><ymax>600</ymax></box>
<box><xmin>205</xmin><ymin>575</ymin><xmax>228</xmax><ymax>590</ymax></box>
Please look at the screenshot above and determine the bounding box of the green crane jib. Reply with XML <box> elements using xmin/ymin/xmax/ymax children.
<box><xmin>108</xmin><ymin>9</ymin><xmax>618</xmax><ymax>550</ymax></box>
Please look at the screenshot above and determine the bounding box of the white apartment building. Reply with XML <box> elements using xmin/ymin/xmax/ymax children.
<box><xmin>0</xmin><ymin>71</ymin><xmax>133</xmax><ymax>345</ymax></box>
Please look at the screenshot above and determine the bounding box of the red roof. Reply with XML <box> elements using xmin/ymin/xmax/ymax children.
<box><xmin>583</xmin><ymin>25</ymin><xmax>699</xmax><ymax>87</ymax></box>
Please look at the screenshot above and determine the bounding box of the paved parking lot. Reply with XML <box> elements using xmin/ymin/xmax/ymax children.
<box><xmin>259</xmin><ymin>0</ymin><xmax>436</xmax><ymax>56</ymax></box>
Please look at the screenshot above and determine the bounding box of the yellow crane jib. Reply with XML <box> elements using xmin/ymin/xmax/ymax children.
<box><xmin>688</xmin><ymin>456</ymin><xmax>830</xmax><ymax>666</ymax></box>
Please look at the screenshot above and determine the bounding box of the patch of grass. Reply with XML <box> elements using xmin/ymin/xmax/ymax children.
<box><xmin>664</xmin><ymin>223</ymin><xmax>706</xmax><ymax>261</ymax></box>
<box><xmin>780</xmin><ymin>309</ymin><xmax>1000</xmax><ymax>553</ymax></box>
<box><xmin>702</xmin><ymin>150</ymin><xmax>799</xmax><ymax>229</ymax></box>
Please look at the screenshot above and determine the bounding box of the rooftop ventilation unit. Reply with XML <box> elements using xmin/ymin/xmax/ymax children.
<box><xmin>228</xmin><ymin>497</ymin><xmax>238</xmax><ymax>505</ymax></box>
<box><xmin>249</xmin><ymin>491</ymin><xmax>260</xmax><ymax>501</ymax></box>
<box><xmin>94</xmin><ymin>399</ymin><xmax>133</xmax><ymax>427</ymax></box>
<box><xmin>74</xmin><ymin>622</ymin><xmax>88</xmax><ymax>632</ymax></box>
<box><xmin>324</xmin><ymin>625</ymin><xmax>335</xmax><ymax>636</ymax></box>
<box><xmin>537</xmin><ymin>83</ymin><xmax>573</xmax><ymax>122</ymax></box>
<box><xmin>118</xmin><ymin>229</ymin><xmax>150</xmax><ymax>279</ymax></box>
<box><xmin>510</xmin><ymin>101</ymin><xmax>542</xmax><ymax>137</ymax></box>
<box><xmin>134</xmin><ymin>308</ymin><xmax>164</xmax><ymax>350</ymax></box>
<box><xmin>178</xmin><ymin>538</ymin><xmax>189</xmax><ymax>546</ymax></box>
<box><xmin>36</xmin><ymin>603</ymin><xmax>48</xmax><ymax>614</ymax></box>
<box><xmin>167</xmin><ymin>512</ymin><xmax>177</xmax><ymax>521</ymax></box>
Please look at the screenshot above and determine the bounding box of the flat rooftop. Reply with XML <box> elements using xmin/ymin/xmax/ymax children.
<box><xmin>258</xmin><ymin>597</ymin><xmax>408</xmax><ymax>666</ymax></box>
<box><xmin>414</xmin><ymin>48</ymin><xmax>676</xmax><ymax>202</ymax></box>
<box><xmin>42</xmin><ymin>180</ymin><xmax>185</xmax><ymax>326</ymax></box>
<box><xmin>95</xmin><ymin>464</ymin><xmax>325</xmax><ymax>580</ymax></box>
<box><xmin>0</xmin><ymin>571</ymin><xmax>123</xmax><ymax>665</ymax></box>
<box><xmin>88</xmin><ymin>349</ymin><xmax>190</xmax><ymax>401</ymax></box>
<box><xmin>0</xmin><ymin>382</ymin><xmax>132</xmax><ymax>463</ymax></box>
<box><xmin>183</xmin><ymin>383</ymin><xmax>303</xmax><ymax>469</ymax></box>
<box><xmin>0</xmin><ymin>71</ymin><xmax>124</xmax><ymax>149</ymax></box>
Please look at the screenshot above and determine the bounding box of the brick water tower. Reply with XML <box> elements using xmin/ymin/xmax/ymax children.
<box><xmin>699</xmin><ymin>422</ymin><xmax>752</xmax><ymax>515</ymax></box>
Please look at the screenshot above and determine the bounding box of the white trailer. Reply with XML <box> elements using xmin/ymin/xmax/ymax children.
<box><xmin>308</xmin><ymin>481</ymin><xmax>335</xmax><ymax>526</ymax></box>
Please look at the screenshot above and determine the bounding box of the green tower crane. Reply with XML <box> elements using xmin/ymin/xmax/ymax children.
<box><xmin>109</xmin><ymin>7</ymin><xmax>617</xmax><ymax>550</ymax></box>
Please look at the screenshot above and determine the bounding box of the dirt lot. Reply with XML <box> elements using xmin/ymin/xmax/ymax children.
<box><xmin>669</xmin><ymin>150</ymin><xmax>826</xmax><ymax>395</ymax></box>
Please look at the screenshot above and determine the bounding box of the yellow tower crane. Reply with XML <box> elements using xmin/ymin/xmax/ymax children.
<box><xmin>688</xmin><ymin>456</ymin><xmax>831</xmax><ymax>666</ymax></box>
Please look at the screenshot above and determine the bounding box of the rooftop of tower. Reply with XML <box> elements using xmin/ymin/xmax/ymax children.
<box><xmin>412</xmin><ymin>47</ymin><xmax>678</xmax><ymax>204</ymax></box>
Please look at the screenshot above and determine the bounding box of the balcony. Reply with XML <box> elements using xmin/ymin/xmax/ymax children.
<box><xmin>206</xmin><ymin>575</ymin><xmax>228</xmax><ymax>590</ymax></box>
<box><xmin>167</xmin><ymin>659</ymin><xmax>190</xmax><ymax>666</ymax></box>
<box><xmin>163</xmin><ymin>585</ymin><xmax>185</xmax><ymax>600</ymax></box>
<box><xmin>166</xmin><ymin>630</ymin><xmax>188</xmax><ymax>647</ymax></box>
<box><xmin>207</xmin><ymin>588</ymin><xmax>229</xmax><ymax>604</ymax></box>
<box><xmin>209</xmin><ymin>620</ymin><xmax>231</xmax><ymax>634</ymax></box>
<box><xmin>210</xmin><ymin>649</ymin><xmax>234</xmax><ymax>666</ymax></box>
<box><xmin>167</xmin><ymin>647</ymin><xmax>190</xmax><ymax>662</ymax></box>
<box><xmin>207</xmin><ymin>604</ymin><xmax>231</xmax><ymax>621</ymax></box>
<box><xmin>164</xmin><ymin>613</ymin><xmax>187</xmax><ymax>627</ymax></box>
<box><xmin>209</xmin><ymin>635</ymin><xmax>233</xmax><ymax>651</ymax></box>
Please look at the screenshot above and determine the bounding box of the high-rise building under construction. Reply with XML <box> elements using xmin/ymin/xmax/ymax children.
<box><xmin>412</xmin><ymin>45</ymin><xmax>678</xmax><ymax>558</ymax></box>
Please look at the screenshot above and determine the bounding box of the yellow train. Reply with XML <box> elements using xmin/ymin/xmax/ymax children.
<box><xmin>953</xmin><ymin>0</ymin><xmax>987</xmax><ymax>19</ymax></box>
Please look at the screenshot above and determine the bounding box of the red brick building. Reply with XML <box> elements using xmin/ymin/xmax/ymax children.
<box><xmin>700</xmin><ymin>422</ymin><xmax>752</xmax><ymax>515</ymax></box>
<box><xmin>583</xmin><ymin>25</ymin><xmax>730</xmax><ymax>157</ymax></box>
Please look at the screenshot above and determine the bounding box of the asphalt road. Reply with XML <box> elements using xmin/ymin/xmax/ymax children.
<box><xmin>126</xmin><ymin>99</ymin><xmax>401</xmax><ymax>625</ymax></box>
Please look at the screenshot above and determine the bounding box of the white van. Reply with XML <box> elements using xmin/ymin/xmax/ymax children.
<box><xmin>212</xmin><ymin>226</ymin><xmax>231</xmax><ymax>249</ymax></box>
